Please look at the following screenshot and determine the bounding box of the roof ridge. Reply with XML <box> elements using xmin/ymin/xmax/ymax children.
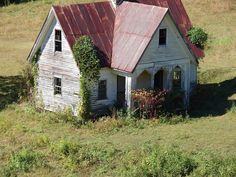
<box><xmin>52</xmin><ymin>1</ymin><xmax>111</xmax><ymax>8</ymax></box>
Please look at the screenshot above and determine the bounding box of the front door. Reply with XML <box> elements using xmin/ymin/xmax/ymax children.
<box><xmin>154</xmin><ymin>70</ymin><xmax>164</xmax><ymax>90</ymax></box>
<box><xmin>117</xmin><ymin>76</ymin><xmax>126</xmax><ymax>108</ymax></box>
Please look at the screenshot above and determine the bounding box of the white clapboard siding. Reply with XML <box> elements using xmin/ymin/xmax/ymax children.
<box><xmin>36</xmin><ymin>11</ymin><xmax>198</xmax><ymax>113</ymax></box>
<box><xmin>90</xmin><ymin>68</ymin><xmax>117</xmax><ymax>111</ymax></box>
<box><xmin>38</xmin><ymin>18</ymin><xmax>80</xmax><ymax>112</ymax></box>
<box><xmin>135</xmin><ymin>13</ymin><xmax>198</xmax><ymax>94</ymax></box>
<box><xmin>37</xmin><ymin>17</ymin><xmax>118</xmax><ymax>113</ymax></box>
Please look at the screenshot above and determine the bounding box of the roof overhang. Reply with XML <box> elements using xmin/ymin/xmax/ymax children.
<box><xmin>27</xmin><ymin>8</ymin><xmax>55</xmax><ymax>61</ymax></box>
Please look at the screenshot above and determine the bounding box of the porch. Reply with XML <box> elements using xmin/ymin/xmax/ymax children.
<box><xmin>113</xmin><ymin>64</ymin><xmax>189</xmax><ymax>108</ymax></box>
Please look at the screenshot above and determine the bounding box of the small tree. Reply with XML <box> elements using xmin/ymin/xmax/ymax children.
<box><xmin>73</xmin><ymin>36</ymin><xmax>100</xmax><ymax>121</ymax></box>
<box><xmin>187</xmin><ymin>26</ymin><xmax>208</xmax><ymax>49</ymax></box>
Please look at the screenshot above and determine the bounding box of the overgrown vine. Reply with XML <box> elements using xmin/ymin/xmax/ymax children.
<box><xmin>21</xmin><ymin>49</ymin><xmax>41</xmax><ymax>101</ymax></box>
<box><xmin>31</xmin><ymin>49</ymin><xmax>41</xmax><ymax>90</ymax></box>
<box><xmin>73</xmin><ymin>36</ymin><xmax>101</xmax><ymax>121</ymax></box>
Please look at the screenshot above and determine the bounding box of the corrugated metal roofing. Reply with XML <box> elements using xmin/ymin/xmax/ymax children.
<box><xmin>52</xmin><ymin>0</ymin><xmax>204</xmax><ymax>73</ymax></box>
<box><xmin>137</xmin><ymin>0</ymin><xmax>204</xmax><ymax>59</ymax></box>
<box><xmin>53</xmin><ymin>2</ymin><xmax>115</xmax><ymax>67</ymax></box>
<box><xmin>111</xmin><ymin>2</ymin><xmax>168</xmax><ymax>72</ymax></box>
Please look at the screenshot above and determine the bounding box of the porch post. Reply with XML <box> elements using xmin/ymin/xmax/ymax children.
<box><xmin>125</xmin><ymin>76</ymin><xmax>133</xmax><ymax>108</ymax></box>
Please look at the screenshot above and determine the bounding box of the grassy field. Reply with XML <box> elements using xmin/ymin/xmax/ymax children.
<box><xmin>1</xmin><ymin>103</ymin><xmax>236</xmax><ymax>176</ymax></box>
<box><xmin>0</xmin><ymin>0</ymin><xmax>236</xmax><ymax>176</ymax></box>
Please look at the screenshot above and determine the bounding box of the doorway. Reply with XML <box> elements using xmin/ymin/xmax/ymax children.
<box><xmin>117</xmin><ymin>76</ymin><xmax>126</xmax><ymax>108</ymax></box>
<box><xmin>154</xmin><ymin>69</ymin><xmax>164</xmax><ymax>90</ymax></box>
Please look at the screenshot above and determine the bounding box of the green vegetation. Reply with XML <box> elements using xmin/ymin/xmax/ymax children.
<box><xmin>1</xmin><ymin>147</ymin><xmax>47</xmax><ymax>176</ymax></box>
<box><xmin>1</xmin><ymin>104</ymin><xmax>236</xmax><ymax>176</ymax></box>
<box><xmin>73</xmin><ymin>36</ymin><xmax>101</xmax><ymax>121</ymax></box>
<box><xmin>0</xmin><ymin>0</ymin><xmax>236</xmax><ymax>176</ymax></box>
<box><xmin>188</xmin><ymin>26</ymin><xmax>208</xmax><ymax>49</ymax></box>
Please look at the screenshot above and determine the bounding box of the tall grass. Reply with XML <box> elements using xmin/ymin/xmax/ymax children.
<box><xmin>119</xmin><ymin>145</ymin><xmax>236</xmax><ymax>177</ymax></box>
<box><xmin>1</xmin><ymin>147</ymin><xmax>47</xmax><ymax>176</ymax></box>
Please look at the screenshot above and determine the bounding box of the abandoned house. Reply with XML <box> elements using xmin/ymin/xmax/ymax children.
<box><xmin>28</xmin><ymin>0</ymin><xmax>204</xmax><ymax>113</ymax></box>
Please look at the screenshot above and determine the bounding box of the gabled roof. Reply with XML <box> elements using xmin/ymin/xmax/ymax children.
<box><xmin>111</xmin><ymin>2</ymin><xmax>168</xmax><ymax>72</ymax></box>
<box><xmin>29</xmin><ymin>0</ymin><xmax>204</xmax><ymax>73</ymax></box>
<box><xmin>137</xmin><ymin>0</ymin><xmax>204</xmax><ymax>59</ymax></box>
<box><xmin>53</xmin><ymin>2</ymin><xmax>115</xmax><ymax>67</ymax></box>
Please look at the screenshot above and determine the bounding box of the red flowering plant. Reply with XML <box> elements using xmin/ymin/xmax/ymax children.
<box><xmin>131</xmin><ymin>89</ymin><xmax>168</xmax><ymax>119</ymax></box>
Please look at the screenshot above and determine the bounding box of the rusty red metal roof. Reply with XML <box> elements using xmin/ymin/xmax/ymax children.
<box><xmin>111</xmin><ymin>2</ymin><xmax>168</xmax><ymax>72</ymax></box>
<box><xmin>52</xmin><ymin>0</ymin><xmax>203</xmax><ymax>73</ymax></box>
<box><xmin>53</xmin><ymin>2</ymin><xmax>115</xmax><ymax>67</ymax></box>
<box><xmin>137</xmin><ymin>0</ymin><xmax>204</xmax><ymax>59</ymax></box>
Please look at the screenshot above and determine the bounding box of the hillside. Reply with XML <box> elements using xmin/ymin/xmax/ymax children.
<box><xmin>0</xmin><ymin>0</ymin><xmax>236</xmax><ymax>176</ymax></box>
<box><xmin>0</xmin><ymin>0</ymin><xmax>235</xmax><ymax>75</ymax></box>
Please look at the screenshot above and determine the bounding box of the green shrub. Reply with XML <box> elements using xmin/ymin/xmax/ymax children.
<box><xmin>187</xmin><ymin>26</ymin><xmax>208</xmax><ymax>49</ymax></box>
<box><xmin>192</xmin><ymin>152</ymin><xmax>236</xmax><ymax>177</ymax></box>
<box><xmin>52</xmin><ymin>140</ymin><xmax>80</xmax><ymax>157</ymax></box>
<box><xmin>1</xmin><ymin>147</ymin><xmax>47</xmax><ymax>176</ymax></box>
<box><xmin>130</xmin><ymin>147</ymin><xmax>197</xmax><ymax>177</ymax></box>
<box><xmin>51</xmin><ymin>140</ymin><xmax>81</xmax><ymax>170</ymax></box>
<box><xmin>10</xmin><ymin>147</ymin><xmax>45</xmax><ymax>172</ymax></box>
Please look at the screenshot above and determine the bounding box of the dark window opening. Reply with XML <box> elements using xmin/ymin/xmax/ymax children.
<box><xmin>55</xmin><ymin>30</ymin><xmax>62</xmax><ymax>52</ymax></box>
<box><xmin>159</xmin><ymin>28</ymin><xmax>167</xmax><ymax>46</ymax></box>
<box><xmin>54</xmin><ymin>77</ymin><xmax>62</xmax><ymax>95</ymax></box>
<box><xmin>172</xmin><ymin>66</ymin><xmax>182</xmax><ymax>90</ymax></box>
<box><xmin>98</xmin><ymin>80</ymin><xmax>107</xmax><ymax>100</ymax></box>
<box><xmin>154</xmin><ymin>70</ymin><xmax>164</xmax><ymax>90</ymax></box>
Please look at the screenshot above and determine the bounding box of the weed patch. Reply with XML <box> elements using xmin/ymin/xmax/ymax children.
<box><xmin>51</xmin><ymin>140</ymin><xmax>121</xmax><ymax>173</ymax></box>
<box><xmin>1</xmin><ymin>147</ymin><xmax>47</xmax><ymax>176</ymax></box>
<box><xmin>118</xmin><ymin>145</ymin><xmax>236</xmax><ymax>177</ymax></box>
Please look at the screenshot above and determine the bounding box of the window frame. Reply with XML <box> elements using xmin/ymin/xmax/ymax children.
<box><xmin>97</xmin><ymin>80</ymin><xmax>107</xmax><ymax>100</ymax></box>
<box><xmin>54</xmin><ymin>77</ymin><xmax>62</xmax><ymax>95</ymax></box>
<box><xmin>55</xmin><ymin>29</ymin><xmax>62</xmax><ymax>52</ymax></box>
<box><xmin>172</xmin><ymin>66</ymin><xmax>182</xmax><ymax>91</ymax></box>
<box><xmin>158</xmin><ymin>28</ymin><xmax>167</xmax><ymax>46</ymax></box>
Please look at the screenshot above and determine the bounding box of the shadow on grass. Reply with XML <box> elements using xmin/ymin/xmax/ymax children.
<box><xmin>0</xmin><ymin>75</ymin><xmax>23</xmax><ymax>110</ymax></box>
<box><xmin>0</xmin><ymin>0</ymin><xmax>34</xmax><ymax>7</ymax></box>
<box><xmin>189</xmin><ymin>77</ymin><xmax>236</xmax><ymax>118</ymax></box>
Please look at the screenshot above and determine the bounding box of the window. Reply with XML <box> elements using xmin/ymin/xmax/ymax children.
<box><xmin>172</xmin><ymin>66</ymin><xmax>182</xmax><ymax>90</ymax></box>
<box><xmin>159</xmin><ymin>28</ymin><xmax>167</xmax><ymax>46</ymax></box>
<box><xmin>54</xmin><ymin>77</ymin><xmax>62</xmax><ymax>95</ymax></box>
<box><xmin>98</xmin><ymin>80</ymin><xmax>107</xmax><ymax>100</ymax></box>
<box><xmin>55</xmin><ymin>30</ymin><xmax>62</xmax><ymax>52</ymax></box>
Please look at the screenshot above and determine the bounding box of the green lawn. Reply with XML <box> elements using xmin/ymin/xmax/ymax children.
<box><xmin>1</xmin><ymin>103</ymin><xmax>236</xmax><ymax>176</ymax></box>
<box><xmin>0</xmin><ymin>0</ymin><xmax>236</xmax><ymax>176</ymax></box>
